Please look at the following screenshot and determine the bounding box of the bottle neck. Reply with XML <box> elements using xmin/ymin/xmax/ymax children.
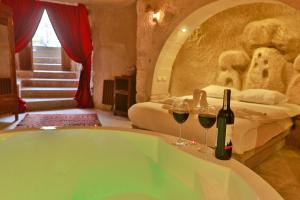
<box><xmin>223</xmin><ymin>90</ymin><xmax>231</xmax><ymax>110</ymax></box>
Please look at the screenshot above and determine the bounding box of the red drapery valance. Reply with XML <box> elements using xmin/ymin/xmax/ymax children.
<box><xmin>2</xmin><ymin>0</ymin><xmax>94</xmax><ymax>108</ymax></box>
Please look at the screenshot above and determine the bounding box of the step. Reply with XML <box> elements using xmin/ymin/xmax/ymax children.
<box><xmin>33</xmin><ymin>51</ymin><xmax>61</xmax><ymax>58</ymax></box>
<box><xmin>33</xmin><ymin>63</ymin><xmax>62</xmax><ymax>71</ymax></box>
<box><xmin>21</xmin><ymin>78</ymin><xmax>79</xmax><ymax>88</ymax></box>
<box><xmin>24</xmin><ymin>98</ymin><xmax>77</xmax><ymax>111</ymax></box>
<box><xmin>17</xmin><ymin>70</ymin><xmax>33</xmax><ymax>79</ymax></box>
<box><xmin>33</xmin><ymin>53</ymin><xmax>60</xmax><ymax>58</ymax></box>
<box><xmin>33</xmin><ymin>57</ymin><xmax>61</xmax><ymax>64</ymax></box>
<box><xmin>33</xmin><ymin>70</ymin><xmax>78</xmax><ymax>79</ymax></box>
<box><xmin>32</xmin><ymin>47</ymin><xmax>61</xmax><ymax>57</ymax></box>
<box><xmin>21</xmin><ymin>87</ymin><xmax>77</xmax><ymax>98</ymax></box>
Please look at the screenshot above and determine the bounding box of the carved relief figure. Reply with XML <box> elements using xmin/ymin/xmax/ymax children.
<box><xmin>216</xmin><ymin>50</ymin><xmax>249</xmax><ymax>89</ymax></box>
<box><xmin>286</xmin><ymin>54</ymin><xmax>300</xmax><ymax>104</ymax></box>
<box><xmin>242</xmin><ymin>18</ymin><xmax>300</xmax><ymax>61</ymax></box>
<box><xmin>244</xmin><ymin>47</ymin><xmax>286</xmax><ymax>93</ymax></box>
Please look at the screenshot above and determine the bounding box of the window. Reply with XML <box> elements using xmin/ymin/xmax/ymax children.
<box><xmin>32</xmin><ymin>10</ymin><xmax>61</xmax><ymax>47</ymax></box>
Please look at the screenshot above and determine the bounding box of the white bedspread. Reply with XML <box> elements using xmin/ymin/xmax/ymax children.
<box><xmin>128</xmin><ymin>98</ymin><xmax>300</xmax><ymax>154</ymax></box>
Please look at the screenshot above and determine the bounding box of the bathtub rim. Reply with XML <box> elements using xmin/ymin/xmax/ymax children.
<box><xmin>0</xmin><ymin>127</ymin><xmax>282</xmax><ymax>199</ymax></box>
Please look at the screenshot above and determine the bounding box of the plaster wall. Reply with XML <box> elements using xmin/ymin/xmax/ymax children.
<box><xmin>170</xmin><ymin>3</ymin><xmax>300</xmax><ymax>96</ymax></box>
<box><xmin>90</xmin><ymin>3</ymin><xmax>137</xmax><ymax>108</ymax></box>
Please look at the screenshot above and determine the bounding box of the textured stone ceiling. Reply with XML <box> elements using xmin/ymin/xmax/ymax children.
<box><xmin>41</xmin><ymin>0</ymin><xmax>135</xmax><ymax>6</ymax></box>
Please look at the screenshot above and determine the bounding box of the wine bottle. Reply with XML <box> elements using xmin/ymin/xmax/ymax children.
<box><xmin>215</xmin><ymin>89</ymin><xmax>234</xmax><ymax>160</ymax></box>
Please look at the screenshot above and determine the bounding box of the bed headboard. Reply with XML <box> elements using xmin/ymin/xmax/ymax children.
<box><xmin>214</xmin><ymin>18</ymin><xmax>300</xmax><ymax>105</ymax></box>
<box><xmin>215</xmin><ymin>48</ymin><xmax>300</xmax><ymax>104</ymax></box>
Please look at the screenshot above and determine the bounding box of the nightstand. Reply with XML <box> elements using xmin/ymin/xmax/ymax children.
<box><xmin>113</xmin><ymin>75</ymin><xmax>136</xmax><ymax>116</ymax></box>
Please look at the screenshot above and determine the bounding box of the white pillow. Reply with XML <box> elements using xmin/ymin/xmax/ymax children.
<box><xmin>202</xmin><ymin>85</ymin><xmax>240</xmax><ymax>100</ymax></box>
<box><xmin>237</xmin><ymin>89</ymin><xmax>287</xmax><ymax>105</ymax></box>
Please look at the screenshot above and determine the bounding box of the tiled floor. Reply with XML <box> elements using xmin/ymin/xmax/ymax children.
<box><xmin>0</xmin><ymin>109</ymin><xmax>300</xmax><ymax>199</ymax></box>
<box><xmin>254</xmin><ymin>145</ymin><xmax>300</xmax><ymax>200</ymax></box>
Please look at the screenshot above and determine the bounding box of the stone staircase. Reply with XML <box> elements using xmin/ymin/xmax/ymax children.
<box><xmin>19</xmin><ymin>46</ymin><xmax>79</xmax><ymax>111</ymax></box>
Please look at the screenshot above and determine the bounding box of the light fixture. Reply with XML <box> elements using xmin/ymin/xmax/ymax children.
<box><xmin>145</xmin><ymin>4</ymin><xmax>161</xmax><ymax>24</ymax></box>
<box><xmin>152</xmin><ymin>10</ymin><xmax>161</xmax><ymax>23</ymax></box>
<box><xmin>181</xmin><ymin>28</ymin><xmax>187</xmax><ymax>33</ymax></box>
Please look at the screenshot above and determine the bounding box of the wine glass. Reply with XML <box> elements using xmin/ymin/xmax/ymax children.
<box><xmin>198</xmin><ymin>105</ymin><xmax>216</xmax><ymax>153</ymax></box>
<box><xmin>172</xmin><ymin>100</ymin><xmax>190</xmax><ymax>146</ymax></box>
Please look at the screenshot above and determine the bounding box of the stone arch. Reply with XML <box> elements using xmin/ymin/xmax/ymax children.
<box><xmin>150</xmin><ymin>0</ymin><xmax>287</xmax><ymax>100</ymax></box>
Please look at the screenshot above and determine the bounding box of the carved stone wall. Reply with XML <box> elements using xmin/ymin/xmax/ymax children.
<box><xmin>287</xmin><ymin>54</ymin><xmax>300</xmax><ymax>104</ymax></box>
<box><xmin>90</xmin><ymin>4</ymin><xmax>137</xmax><ymax>108</ymax></box>
<box><xmin>87</xmin><ymin>0</ymin><xmax>300</xmax><ymax>105</ymax></box>
<box><xmin>169</xmin><ymin>3</ymin><xmax>300</xmax><ymax>96</ymax></box>
<box><xmin>136</xmin><ymin>0</ymin><xmax>215</xmax><ymax>102</ymax></box>
<box><xmin>244</xmin><ymin>48</ymin><xmax>287</xmax><ymax>93</ymax></box>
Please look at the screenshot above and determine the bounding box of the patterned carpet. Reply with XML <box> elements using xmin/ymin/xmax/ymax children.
<box><xmin>16</xmin><ymin>113</ymin><xmax>101</xmax><ymax>129</ymax></box>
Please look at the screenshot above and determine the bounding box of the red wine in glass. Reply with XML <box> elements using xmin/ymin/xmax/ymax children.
<box><xmin>198</xmin><ymin>114</ymin><xmax>216</xmax><ymax>128</ymax></box>
<box><xmin>173</xmin><ymin>111</ymin><xmax>189</xmax><ymax>124</ymax></box>
<box><xmin>198</xmin><ymin>105</ymin><xmax>216</xmax><ymax>153</ymax></box>
<box><xmin>172</xmin><ymin>100</ymin><xmax>190</xmax><ymax>146</ymax></box>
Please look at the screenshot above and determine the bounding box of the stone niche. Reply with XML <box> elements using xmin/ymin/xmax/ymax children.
<box><xmin>169</xmin><ymin>3</ymin><xmax>300</xmax><ymax>97</ymax></box>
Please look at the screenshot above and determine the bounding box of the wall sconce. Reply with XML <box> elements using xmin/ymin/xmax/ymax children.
<box><xmin>181</xmin><ymin>28</ymin><xmax>187</xmax><ymax>33</ymax></box>
<box><xmin>152</xmin><ymin>10</ymin><xmax>161</xmax><ymax>23</ymax></box>
<box><xmin>145</xmin><ymin>4</ymin><xmax>161</xmax><ymax>24</ymax></box>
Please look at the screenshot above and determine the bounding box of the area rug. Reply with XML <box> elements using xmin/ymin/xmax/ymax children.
<box><xmin>16</xmin><ymin>113</ymin><xmax>101</xmax><ymax>129</ymax></box>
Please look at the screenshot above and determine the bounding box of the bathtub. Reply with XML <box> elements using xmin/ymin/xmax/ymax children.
<box><xmin>0</xmin><ymin>128</ymin><xmax>282</xmax><ymax>200</ymax></box>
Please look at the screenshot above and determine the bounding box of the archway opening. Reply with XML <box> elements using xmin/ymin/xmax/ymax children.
<box><xmin>150</xmin><ymin>0</ymin><xmax>287</xmax><ymax>100</ymax></box>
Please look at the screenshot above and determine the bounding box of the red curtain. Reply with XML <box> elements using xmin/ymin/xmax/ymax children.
<box><xmin>2</xmin><ymin>0</ymin><xmax>94</xmax><ymax>108</ymax></box>
<box><xmin>1</xmin><ymin>0</ymin><xmax>43</xmax><ymax>112</ymax></box>
<box><xmin>2</xmin><ymin>0</ymin><xmax>43</xmax><ymax>53</ymax></box>
<box><xmin>45</xmin><ymin>3</ymin><xmax>93</xmax><ymax>108</ymax></box>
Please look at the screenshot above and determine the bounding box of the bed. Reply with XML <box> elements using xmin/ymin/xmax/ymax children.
<box><xmin>128</xmin><ymin>95</ymin><xmax>300</xmax><ymax>168</ymax></box>
<box><xmin>129</xmin><ymin>74</ymin><xmax>300</xmax><ymax>167</ymax></box>
<box><xmin>129</xmin><ymin>46</ymin><xmax>300</xmax><ymax>168</ymax></box>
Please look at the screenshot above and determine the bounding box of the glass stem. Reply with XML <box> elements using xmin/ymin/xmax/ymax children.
<box><xmin>179</xmin><ymin>124</ymin><xmax>182</xmax><ymax>140</ymax></box>
<box><xmin>204</xmin><ymin>128</ymin><xmax>208</xmax><ymax>152</ymax></box>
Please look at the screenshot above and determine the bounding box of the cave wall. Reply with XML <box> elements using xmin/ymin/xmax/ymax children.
<box><xmin>88</xmin><ymin>0</ymin><xmax>300</xmax><ymax>106</ymax></box>
<box><xmin>169</xmin><ymin>3</ymin><xmax>300</xmax><ymax>96</ymax></box>
<box><xmin>136</xmin><ymin>0</ymin><xmax>215</xmax><ymax>102</ymax></box>
<box><xmin>90</xmin><ymin>3</ymin><xmax>137</xmax><ymax>108</ymax></box>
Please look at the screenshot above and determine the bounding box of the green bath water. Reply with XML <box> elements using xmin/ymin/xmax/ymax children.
<box><xmin>0</xmin><ymin>129</ymin><xmax>201</xmax><ymax>200</ymax></box>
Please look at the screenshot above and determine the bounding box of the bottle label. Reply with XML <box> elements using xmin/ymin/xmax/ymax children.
<box><xmin>224</xmin><ymin>124</ymin><xmax>233</xmax><ymax>150</ymax></box>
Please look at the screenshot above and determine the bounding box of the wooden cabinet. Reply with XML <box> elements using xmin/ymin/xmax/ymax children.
<box><xmin>114</xmin><ymin>75</ymin><xmax>136</xmax><ymax>116</ymax></box>
<box><xmin>0</xmin><ymin>3</ymin><xmax>18</xmax><ymax>121</ymax></box>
